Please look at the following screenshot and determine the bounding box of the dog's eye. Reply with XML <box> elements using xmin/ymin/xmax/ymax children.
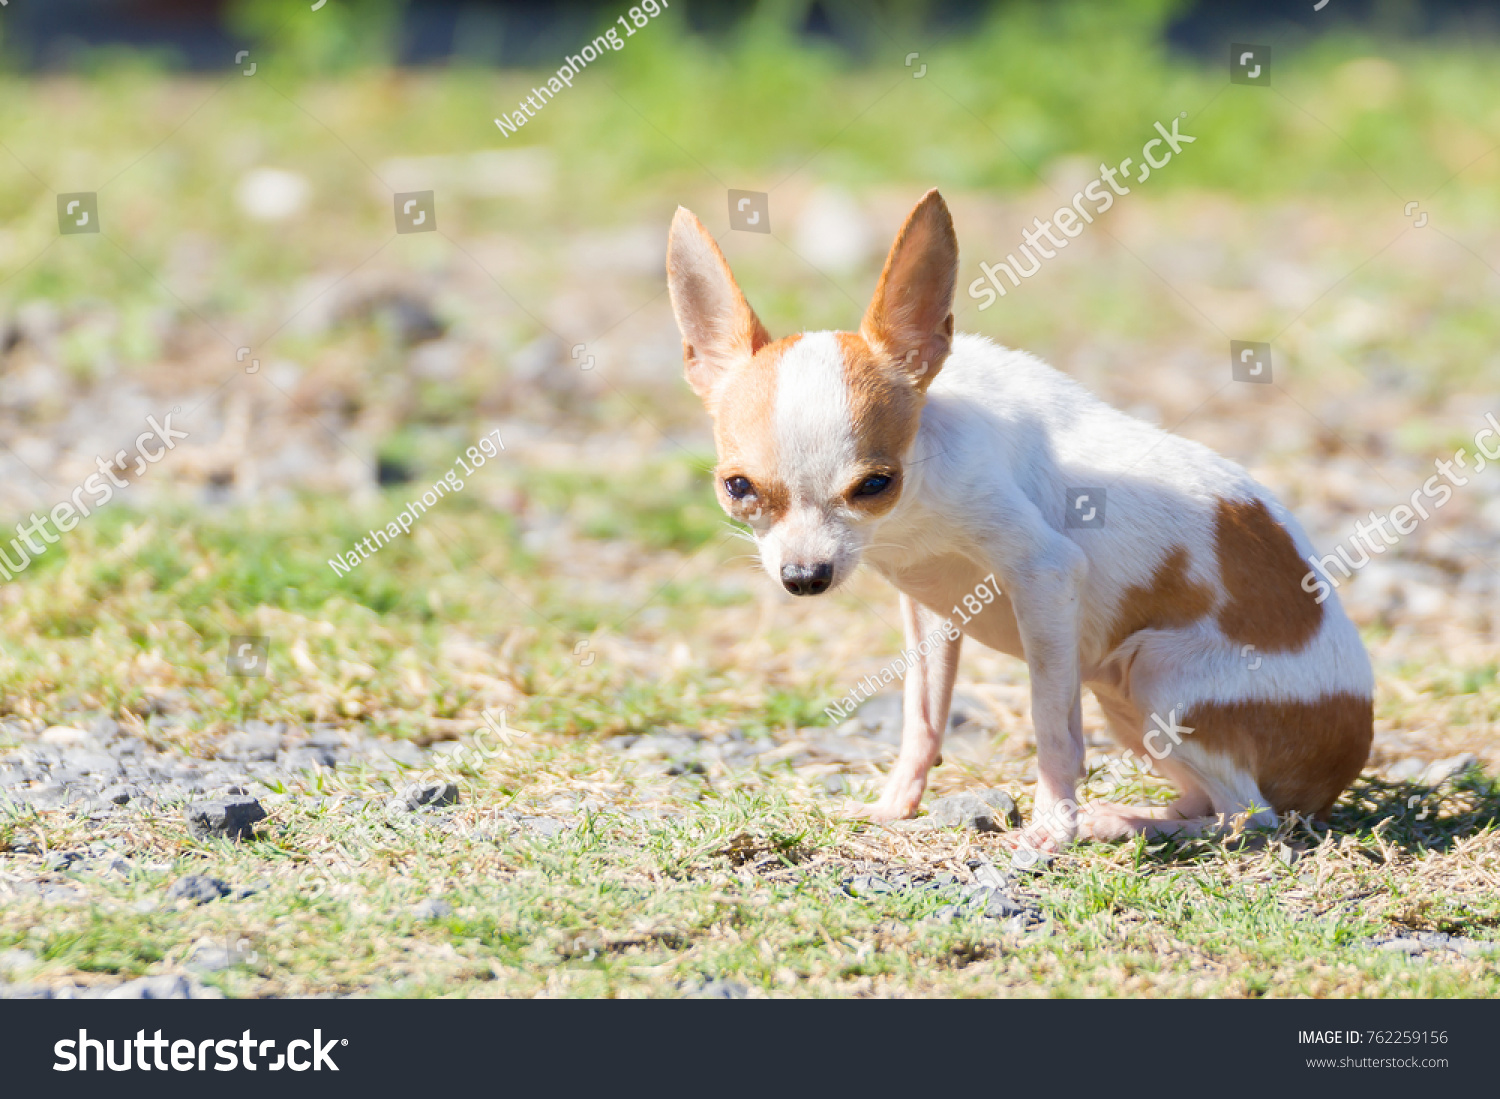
<box><xmin>854</xmin><ymin>474</ymin><xmax>892</xmax><ymax>497</ymax></box>
<box><xmin>724</xmin><ymin>476</ymin><xmax>754</xmax><ymax>500</ymax></box>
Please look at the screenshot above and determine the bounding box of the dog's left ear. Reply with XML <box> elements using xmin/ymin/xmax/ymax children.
<box><xmin>861</xmin><ymin>188</ymin><xmax>958</xmax><ymax>392</ymax></box>
<box><xmin>666</xmin><ymin>206</ymin><xmax>771</xmax><ymax>404</ymax></box>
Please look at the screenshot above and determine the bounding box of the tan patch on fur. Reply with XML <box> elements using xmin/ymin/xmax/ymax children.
<box><xmin>709</xmin><ymin>334</ymin><xmax>803</xmax><ymax>523</ymax></box>
<box><xmin>1179</xmin><ymin>694</ymin><xmax>1373</xmax><ymax>816</ymax></box>
<box><xmin>836</xmin><ymin>331</ymin><xmax>922</xmax><ymax>518</ymax></box>
<box><xmin>1105</xmin><ymin>545</ymin><xmax>1215</xmax><ymax>653</ymax></box>
<box><xmin>1214</xmin><ymin>497</ymin><xmax>1323</xmax><ymax>653</ymax></box>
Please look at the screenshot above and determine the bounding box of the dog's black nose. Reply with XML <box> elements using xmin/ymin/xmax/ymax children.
<box><xmin>781</xmin><ymin>562</ymin><xmax>833</xmax><ymax>596</ymax></box>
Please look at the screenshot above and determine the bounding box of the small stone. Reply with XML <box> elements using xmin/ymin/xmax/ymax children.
<box><xmin>101</xmin><ymin>783</ymin><xmax>145</xmax><ymax>806</ymax></box>
<box><xmin>519</xmin><ymin>815</ymin><xmax>565</xmax><ymax>838</ymax></box>
<box><xmin>185</xmin><ymin>796</ymin><xmax>266</xmax><ymax>841</ymax></box>
<box><xmin>166</xmin><ymin>875</ymin><xmax>232</xmax><ymax>905</ymax></box>
<box><xmin>977</xmin><ymin>789</ymin><xmax>1022</xmax><ymax>828</ymax></box>
<box><xmin>1422</xmin><ymin>753</ymin><xmax>1478</xmax><ymax>786</ymax></box>
<box><xmin>187</xmin><ymin>945</ymin><xmax>234</xmax><ymax>972</ymax></box>
<box><xmin>1008</xmin><ymin>846</ymin><xmax>1055</xmax><ymax>872</ymax></box>
<box><xmin>0</xmin><ymin>949</ymin><xmax>37</xmax><ymax>977</ymax></box>
<box><xmin>61</xmin><ymin>749</ymin><xmax>121</xmax><ymax>777</ymax></box>
<box><xmin>99</xmin><ymin>975</ymin><xmax>195</xmax><ymax>999</ymax></box>
<box><xmin>929</xmin><ymin>793</ymin><xmax>1006</xmax><ymax>832</ymax></box>
<box><xmin>967</xmin><ymin>886</ymin><xmax>1027</xmax><ymax>919</ymax></box>
<box><xmin>85</xmin><ymin>857</ymin><xmax>132</xmax><ymax>877</ymax></box>
<box><xmin>687</xmin><ymin>979</ymin><xmax>748</xmax><ymax>999</ymax></box>
<box><xmin>43</xmin><ymin>850</ymin><xmax>84</xmax><ymax>872</ymax></box>
<box><xmin>970</xmin><ymin>859</ymin><xmax>1008</xmax><ymax>890</ymax></box>
<box><xmin>401</xmin><ymin>782</ymin><xmax>459</xmax><ymax>810</ymax></box>
<box><xmin>412</xmin><ymin>898</ymin><xmax>453</xmax><ymax>920</ymax></box>
<box><xmin>214</xmin><ymin>725</ymin><xmax>286</xmax><ymax>762</ymax></box>
<box><xmin>40</xmin><ymin>726</ymin><xmax>92</xmax><ymax>747</ymax></box>
<box><xmin>845</xmin><ymin>873</ymin><xmax>894</xmax><ymax>897</ymax></box>
<box><xmin>1376</xmin><ymin>937</ymin><xmax>1427</xmax><ymax>955</ymax></box>
<box><xmin>24</xmin><ymin>785</ymin><xmax>80</xmax><ymax>808</ymax></box>
<box><xmin>282</xmin><ymin>745</ymin><xmax>339</xmax><ymax>769</ymax></box>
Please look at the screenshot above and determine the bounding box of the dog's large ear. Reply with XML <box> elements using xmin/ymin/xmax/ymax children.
<box><xmin>666</xmin><ymin>207</ymin><xmax>771</xmax><ymax>403</ymax></box>
<box><xmin>860</xmin><ymin>189</ymin><xmax>958</xmax><ymax>392</ymax></box>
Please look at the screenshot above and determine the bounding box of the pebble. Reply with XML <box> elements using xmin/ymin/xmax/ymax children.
<box><xmin>98</xmin><ymin>975</ymin><xmax>214</xmax><ymax>999</ymax></box>
<box><xmin>166</xmin><ymin>875</ymin><xmax>233</xmax><ymax>905</ymax></box>
<box><xmin>685</xmin><ymin>979</ymin><xmax>749</xmax><ymax>999</ymax></box>
<box><xmin>214</xmin><ymin>724</ymin><xmax>286</xmax><ymax>762</ymax></box>
<box><xmin>841</xmin><ymin>866</ymin><xmax>1039</xmax><ymax>926</ymax></box>
<box><xmin>1363</xmin><ymin>932</ymin><xmax>1499</xmax><ymax>958</ymax></box>
<box><xmin>412</xmin><ymin>898</ymin><xmax>454</xmax><ymax>920</ymax></box>
<box><xmin>401</xmin><ymin>782</ymin><xmax>460</xmax><ymax>810</ymax></box>
<box><xmin>282</xmin><ymin>744</ymin><xmax>339</xmax><ymax>769</ymax></box>
<box><xmin>187</xmin><ymin>945</ymin><xmax>236</xmax><ymax>972</ymax></box>
<box><xmin>0</xmin><ymin>949</ymin><xmax>37</xmax><ymax>978</ymax></box>
<box><xmin>101</xmin><ymin>782</ymin><xmax>145</xmax><ymax>805</ymax></box>
<box><xmin>185</xmin><ymin>796</ymin><xmax>267</xmax><ymax>841</ymax></box>
<box><xmin>928</xmin><ymin>790</ymin><xmax>1020</xmax><ymax>832</ymax></box>
<box><xmin>519</xmin><ymin>815</ymin><xmax>566</xmax><ymax>838</ymax></box>
<box><xmin>1388</xmin><ymin>754</ymin><xmax>1479</xmax><ymax>786</ymax></box>
<box><xmin>43</xmin><ymin>850</ymin><xmax>85</xmax><ymax>872</ymax></box>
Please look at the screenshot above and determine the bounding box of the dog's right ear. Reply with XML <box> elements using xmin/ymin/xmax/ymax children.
<box><xmin>666</xmin><ymin>207</ymin><xmax>770</xmax><ymax>403</ymax></box>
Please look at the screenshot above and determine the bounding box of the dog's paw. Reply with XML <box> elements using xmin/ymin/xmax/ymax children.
<box><xmin>844</xmin><ymin>797</ymin><xmax>920</xmax><ymax>823</ymax></box>
<box><xmin>1077</xmin><ymin>801</ymin><xmax>1145</xmax><ymax>842</ymax></box>
<box><xmin>996</xmin><ymin>825</ymin><xmax>1064</xmax><ymax>856</ymax></box>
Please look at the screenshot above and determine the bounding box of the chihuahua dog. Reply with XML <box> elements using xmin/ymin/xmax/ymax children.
<box><xmin>665</xmin><ymin>189</ymin><xmax>1372</xmax><ymax>852</ymax></box>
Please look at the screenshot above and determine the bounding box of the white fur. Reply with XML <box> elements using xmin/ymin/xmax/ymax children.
<box><xmin>847</xmin><ymin>333</ymin><xmax>1372</xmax><ymax>838</ymax></box>
<box><xmin>758</xmin><ymin>333</ymin><xmax>865</xmax><ymax>584</ymax></box>
<box><xmin>667</xmin><ymin>198</ymin><xmax>1371</xmax><ymax>849</ymax></box>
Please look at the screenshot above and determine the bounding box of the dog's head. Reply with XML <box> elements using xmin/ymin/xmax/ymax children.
<box><xmin>666</xmin><ymin>190</ymin><xmax>958</xmax><ymax>596</ymax></box>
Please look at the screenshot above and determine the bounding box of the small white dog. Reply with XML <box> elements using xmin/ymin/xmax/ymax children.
<box><xmin>666</xmin><ymin>189</ymin><xmax>1372</xmax><ymax>852</ymax></box>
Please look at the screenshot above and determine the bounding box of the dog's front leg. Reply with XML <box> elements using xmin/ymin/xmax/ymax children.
<box><xmin>1005</xmin><ymin>549</ymin><xmax>1087</xmax><ymax>853</ymax></box>
<box><xmin>857</xmin><ymin>593</ymin><xmax>961</xmax><ymax>821</ymax></box>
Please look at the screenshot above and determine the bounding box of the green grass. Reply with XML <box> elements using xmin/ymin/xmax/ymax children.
<box><xmin>5</xmin><ymin>762</ymin><xmax>1499</xmax><ymax>997</ymax></box>
<box><xmin>4</xmin><ymin>1</ymin><xmax>1500</xmax><ymax>998</ymax></box>
<box><xmin>1</xmin><ymin>478</ymin><xmax>1498</xmax><ymax>997</ymax></box>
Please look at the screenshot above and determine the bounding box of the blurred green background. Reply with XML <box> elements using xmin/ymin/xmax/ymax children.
<box><xmin>0</xmin><ymin>0</ymin><xmax>1497</xmax><ymax>738</ymax></box>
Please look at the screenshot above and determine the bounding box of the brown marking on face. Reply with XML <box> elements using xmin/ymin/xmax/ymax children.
<box><xmin>835</xmin><ymin>331</ymin><xmax>923</xmax><ymax>518</ymax></box>
<box><xmin>1104</xmin><ymin>545</ymin><xmax>1216</xmax><ymax>653</ymax></box>
<box><xmin>708</xmin><ymin>334</ymin><xmax>803</xmax><ymax>524</ymax></box>
<box><xmin>1177</xmin><ymin>694</ymin><xmax>1373</xmax><ymax>817</ymax></box>
<box><xmin>1214</xmin><ymin>497</ymin><xmax>1323</xmax><ymax>653</ymax></box>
